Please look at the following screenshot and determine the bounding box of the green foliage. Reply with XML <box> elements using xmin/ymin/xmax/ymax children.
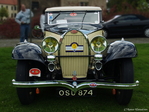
<box><xmin>137</xmin><ymin>0</ymin><xmax>149</xmax><ymax>11</ymax></box>
<box><xmin>103</xmin><ymin>0</ymin><xmax>149</xmax><ymax>21</ymax></box>
<box><xmin>0</xmin><ymin>7</ymin><xmax>8</xmax><ymax>19</ymax></box>
<box><xmin>107</xmin><ymin>0</ymin><xmax>149</xmax><ymax>12</ymax></box>
<box><xmin>0</xmin><ymin>44</ymin><xmax>149</xmax><ymax>112</ymax></box>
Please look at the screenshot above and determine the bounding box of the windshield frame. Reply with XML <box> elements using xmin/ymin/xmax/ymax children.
<box><xmin>45</xmin><ymin>11</ymin><xmax>100</xmax><ymax>25</ymax></box>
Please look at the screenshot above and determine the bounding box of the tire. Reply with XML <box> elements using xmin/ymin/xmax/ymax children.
<box><xmin>115</xmin><ymin>58</ymin><xmax>134</xmax><ymax>105</ymax></box>
<box><xmin>144</xmin><ymin>28</ymin><xmax>149</xmax><ymax>37</ymax></box>
<box><xmin>16</xmin><ymin>61</ymin><xmax>36</xmax><ymax>105</ymax></box>
<box><xmin>31</xmin><ymin>29</ymin><xmax>43</xmax><ymax>38</ymax></box>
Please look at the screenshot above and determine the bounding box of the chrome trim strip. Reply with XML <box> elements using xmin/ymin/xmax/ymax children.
<box><xmin>94</xmin><ymin>54</ymin><xmax>102</xmax><ymax>60</ymax></box>
<box><xmin>56</xmin><ymin>55</ymin><xmax>94</xmax><ymax>57</ymax></box>
<box><xmin>12</xmin><ymin>79</ymin><xmax>139</xmax><ymax>92</ymax></box>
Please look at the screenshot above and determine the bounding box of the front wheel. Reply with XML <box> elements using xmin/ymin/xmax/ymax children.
<box><xmin>144</xmin><ymin>28</ymin><xmax>149</xmax><ymax>37</ymax></box>
<box><xmin>115</xmin><ymin>58</ymin><xmax>134</xmax><ymax>105</ymax></box>
<box><xmin>16</xmin><ymin>61</ymin><xmax>36</xmax><ymax>105</ymax></box>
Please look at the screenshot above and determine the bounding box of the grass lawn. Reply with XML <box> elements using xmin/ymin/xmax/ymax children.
<box><xmin>0</xmin><ymin>44</ymin><xmax>149</xmax><ymax>112</ymax></box>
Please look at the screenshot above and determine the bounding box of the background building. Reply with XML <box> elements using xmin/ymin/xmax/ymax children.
<box><xmin>18</xmin><ymin>0</ymin><xmax>106</xmax><ymax>15</ymax></box>
<box><xmin>0</xmin><ymin>0</ymin><xmax>18</xmax><ymax>18</ymax></box>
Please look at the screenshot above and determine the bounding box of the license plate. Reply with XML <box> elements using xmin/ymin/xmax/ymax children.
<box><xmin>57</xmin><ymin>88</ymin><xmax>95</xmax><ymax>97</ymax></box>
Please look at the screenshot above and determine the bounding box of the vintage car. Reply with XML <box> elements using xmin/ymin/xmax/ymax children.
<box><xmin>12</xmin><ymin>6</ymin><xmax>139</xmax><ymax>105</ymax></box>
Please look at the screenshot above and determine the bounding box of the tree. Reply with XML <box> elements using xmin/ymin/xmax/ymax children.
<box><xmin>0</xmin><ymin>7</ymin><xmax>8</xmax><ymax>20</ymax></box>
<box><xmin>103</xmin><ymin>0</ymin><xmax>149</xmax><ymax>21</ymax></box>
<box><xmin>107</xmin><ymin>0</ymin><xmax>149</xmax><ymax>12</ymax></box>
<box><xmin>137</xmin><ymin>0</ymin><xmax>149</xmax><ymax>11</ymax></box>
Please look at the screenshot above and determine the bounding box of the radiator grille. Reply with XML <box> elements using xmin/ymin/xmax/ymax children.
<box><xmin>60</xmin><ymin>31</ymin><xmax>89</xmax><ymax>78</ymax></box>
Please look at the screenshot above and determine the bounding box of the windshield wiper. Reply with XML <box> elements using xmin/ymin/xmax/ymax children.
<box><xmin>52</xmin><ymin>12</ymin><xmax>61</xmax><ymax>22</ymax></box>
<box><xmin>81</xmin><ymin>11</ymin><xmax>87</xmax><ymax>29</ymax></box>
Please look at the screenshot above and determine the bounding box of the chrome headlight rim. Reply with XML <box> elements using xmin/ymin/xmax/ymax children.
<box><xmin>90</xmin><ymin>35</ymin><xmax>107</xmax><ymax>53</ymax></box>
<box><xmin>42</xmin><ymin>36</ymin><xmax>59</xmax><ymax>54</ymax></box>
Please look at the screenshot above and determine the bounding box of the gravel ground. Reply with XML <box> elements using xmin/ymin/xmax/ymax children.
<box><xmin>0</xmin><ymin>37</ymin><xmax>149</xmax><ymax>47</ymax></box>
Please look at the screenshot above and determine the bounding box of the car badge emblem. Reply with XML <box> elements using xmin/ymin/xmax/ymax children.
<box><xmin>89</xmin><ymin>83</ymin><xmax>97</xmax><ymax>88</ymax></box>
<box><xmin>71</xmin><ymin>30</ymin><xmax>78</xmax><ymax>34</ymax></box>
<box><xmin>72</xmin><ymin>81</ymin><xmax>77</xmax><ymax>86</ymax></box>
<box><xmin>70</xmin><ymin>12</ymin><xmax>77</xmax><ymax>16</ymax></box>
<box><xmin>65</xmin><ymin>42</ymin><xmax>83</xmax><ymax>52</ymax></box>
<box><xmin>72</xmin><ymin>71</ymin><xmax>77</xmax><ymax>81</ymax></box>
<box><xmin>71</xmin><ymin>43</ymin><xmax>78</xmax><ymax>49</ymax></box>
<box><xmin>29</xmin><ymin>68</ymin><xmax>41</xmax><ymax>77</ymax></box>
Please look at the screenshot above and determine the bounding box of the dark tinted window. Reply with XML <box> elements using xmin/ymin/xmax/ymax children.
<box><xmin>116</xmin><ymin>15</ymin><xmax>140</xmax><ymax>23</ymax></box>
<box><xmin>32</xmin><ymin>2</ymin><xmax>39</xmax><ymax>10</ymax></box>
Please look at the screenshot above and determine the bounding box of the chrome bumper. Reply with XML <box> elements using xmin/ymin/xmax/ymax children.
<box><xmin>12</xmin><ymin>79</ymin><xmax>139</xmax><ymax>92</ymax></box>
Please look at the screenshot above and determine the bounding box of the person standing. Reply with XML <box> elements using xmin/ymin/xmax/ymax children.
<box><xmin>40</xmin><ymin>7</ymin><xmax>47</xmax><ymax>33</ymax></box>
<box><xmin>15</xmin><ymin>4</ymin><xmax>34</xmax><ymax>42</ymax></box>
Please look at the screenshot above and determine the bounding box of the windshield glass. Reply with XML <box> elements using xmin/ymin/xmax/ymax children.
<box><xmin>47</xmin><ymin>11</ymin><xmax>99</xmax><ymax>25</ymax></box>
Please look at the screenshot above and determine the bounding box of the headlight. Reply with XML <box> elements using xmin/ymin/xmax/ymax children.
<box><xmin>42</xmin><ymin>37</ymin><xmax>59</xmax><ymax>54</ymax></box>
<box><xmin>90</xmin><ymin>36</ymin><xmax>107</xmax><ymax>53</ymax></box>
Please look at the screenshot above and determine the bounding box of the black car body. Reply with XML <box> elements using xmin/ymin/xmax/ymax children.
<box><xmin>103</xmin><ymin>14</ymin><xmax>149</xmax><ymax>38</ymax></box>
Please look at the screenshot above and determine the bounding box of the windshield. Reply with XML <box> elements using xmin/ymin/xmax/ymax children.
<box><xmin>46</xmin><ymin>11</ymin><xmax>100</xmax><ymax>25</ymax></box>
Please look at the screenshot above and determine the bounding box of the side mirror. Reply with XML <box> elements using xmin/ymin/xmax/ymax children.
<box><xmin>34</xmin><ymin>25</ymin><xmax>41</xmax><ymax>30</ymax></box>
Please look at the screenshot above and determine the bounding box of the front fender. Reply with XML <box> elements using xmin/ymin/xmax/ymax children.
<box><xmin>105</xmin><ymin>40</ymin><xmax>137</xmax><ymax>63</ymax></box>
<box><xmin>12</xmin><ymin>42</ymin><xmax>45</xmax><ymax>64</ymax></box>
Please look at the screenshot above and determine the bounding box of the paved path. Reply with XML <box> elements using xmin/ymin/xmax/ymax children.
<box><xmin>0</xmin><ymin>38</ymin><xmax>42</xmax><ymax>47</ymax></box>
<box><xmin>0</xmin><ymin>37</ymin><xmax>149</xmax><ymax>47</ymax></box>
